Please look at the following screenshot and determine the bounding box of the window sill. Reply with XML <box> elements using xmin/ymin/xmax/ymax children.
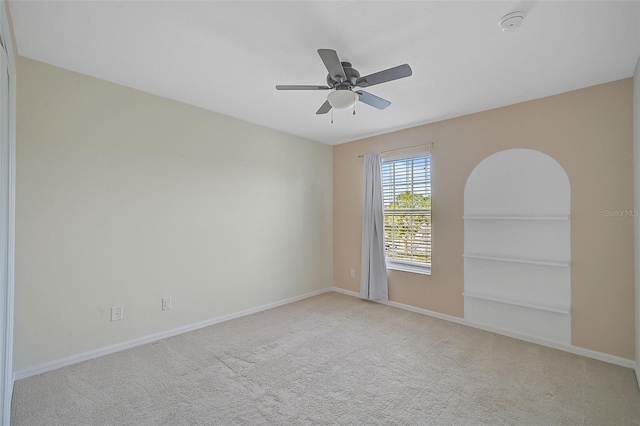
<box><xmin>386</xmin><ymin>261</ymin><xmax>431</xmax><ymax>276</ymax></box>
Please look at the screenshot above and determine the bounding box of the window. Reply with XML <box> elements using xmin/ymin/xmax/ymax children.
<box><xmin>382</xmin><ymin>155</ymin><xmax>431</xmax><ymax>274</ymax></box>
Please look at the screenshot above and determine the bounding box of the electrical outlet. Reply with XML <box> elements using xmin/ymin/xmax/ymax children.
<box><xmin>111</xmin><ymin>305</ymin><xmax>123</xmax><ymax>321</ymax></box>
<box><xmin>162</xmin><ymin>297</ymin><xmax>171</xmax><ymax>311</ymax></box>
<box><xmin>350</xmin><ymin>269</ymin><xmax>356</xmax><ymax>278</ymax></box>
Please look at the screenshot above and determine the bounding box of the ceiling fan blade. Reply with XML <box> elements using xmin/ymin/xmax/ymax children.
<box><xmin>318</xmin><ymin>49</ymin><xmax>346</xmax><ymax>81</ymax></box>
<box><xmin>276</xmin><ymin>85</ymin><xmax>331</xmax><ymax>90</ymax></box>
<box><xmin>356</xmin><ymin>90</ymin><xmax>391</xmax><ymax>110</ymax></box>
<box><xmin>316</xmin><ymin>100</ymin><xmax>332</xmax><ymax>115</ymax></box>
<box><xmin>356</xmin><ymin>64</ymin><xmax>412</xmax><ymax>87</ymax></box>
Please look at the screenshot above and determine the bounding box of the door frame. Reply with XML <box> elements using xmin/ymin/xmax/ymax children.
<box><xmin>0</xmin><ymin>1</ymin><xmax>16</xmax><ymax>424</ymax></box>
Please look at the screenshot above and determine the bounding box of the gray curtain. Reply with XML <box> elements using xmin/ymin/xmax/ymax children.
<box><xmin>360</xmin><ymin>153</ymin><xmax>388</xmax><ymax>300</ymax></box>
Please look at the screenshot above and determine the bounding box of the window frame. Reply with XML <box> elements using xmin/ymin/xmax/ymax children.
<box><xmin>381</xmin><ymin>152</ymin><xmax>432</xmax><ymax>276</ymax></box>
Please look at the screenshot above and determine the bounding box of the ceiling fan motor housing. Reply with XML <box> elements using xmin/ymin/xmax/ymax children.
<box><xmin>327</xmin><ymin>62</ymin><xmax>360</xmax><ymax>88</ymax></box>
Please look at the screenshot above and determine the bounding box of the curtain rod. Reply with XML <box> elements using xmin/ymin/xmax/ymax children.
<box><xmin>358</xmin><ymin>142</ymin><xmax>434</xmax><ymax>158</ymax></box>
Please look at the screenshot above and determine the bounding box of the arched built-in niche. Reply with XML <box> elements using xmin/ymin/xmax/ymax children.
<box><xmin>463</xmin><ymin>149</ymin><xmax>571</xmax><ymax>344</ymax></box>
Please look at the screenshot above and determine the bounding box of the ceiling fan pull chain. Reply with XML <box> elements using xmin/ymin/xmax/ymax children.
<box><xmin>353</xmin><ymin>101</ymin><xmax>356</xmax><ymax>115</ymax></box>
<box><xmin>331</xmin><ymin>108</ymin><xmax>334</xmax><ymax>124</ymax></box>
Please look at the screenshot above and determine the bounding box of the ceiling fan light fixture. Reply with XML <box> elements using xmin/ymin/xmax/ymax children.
<box><xmin>327</xmin><ymin>90</ymin><xmax>358</xmax><ymax>110</ymax></box>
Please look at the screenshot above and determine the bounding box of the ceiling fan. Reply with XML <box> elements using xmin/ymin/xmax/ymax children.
<box><xmin>276</xmin><ymin>49</ymin><xmax>412</xmax><ymax>115</ymax></box>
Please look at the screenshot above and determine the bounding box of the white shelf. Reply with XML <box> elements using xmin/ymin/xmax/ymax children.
<box><xmin>463</xmin><ymin>215</ymin><xmax>569</xmax><ymax>221</ymax></box>
<box><xmin>463</xmin><ymin>291</ymin><xmax>570</xmax><ymax>315</ymax></box>
<box><xmin>463</xmin><ymin>253</ymin><xmax>570</xmax><ymax>268</ymax></box>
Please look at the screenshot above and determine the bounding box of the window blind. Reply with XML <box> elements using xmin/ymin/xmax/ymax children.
<box><xmin>382</xmin><ymin>155</ymin><xmax>431</xmax><ymax>267</ymax></box>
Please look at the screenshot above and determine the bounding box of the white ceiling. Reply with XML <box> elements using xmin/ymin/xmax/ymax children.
<box><xmin>9</xmin><ymin>1</ymin><xmax>640</xmax><ymax>145</ymax></box>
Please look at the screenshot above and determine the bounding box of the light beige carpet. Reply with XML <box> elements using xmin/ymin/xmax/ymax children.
<box><xmin>11</xmin><ymin>292</ymin><xmax>640</xmax><ymax>425</ymax></box>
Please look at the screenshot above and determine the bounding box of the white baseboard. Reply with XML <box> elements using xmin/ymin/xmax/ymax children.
<box><xmin>14</xmin><ymin>286</ymin><xmax>636</xmax><ymax>381</ymax></box>
<box><xmin>332</xmin><ymin>287</ymin><xmax>637</xmax><ymax>370</ymax></box>
<box><xmin>14</xmin><ymin>287</ymin><xmax>333</xmax><ymax>381</ymax></box>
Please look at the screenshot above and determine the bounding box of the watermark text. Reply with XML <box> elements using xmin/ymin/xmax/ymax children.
<box><xmin>604</xmin><ymin>209</ymin><xmax>638</xmax><ymax>217</ymax></box>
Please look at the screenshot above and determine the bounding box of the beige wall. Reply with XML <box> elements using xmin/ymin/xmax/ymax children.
<box><xmin>15</xmin><ymin>58</ymin><xmax>333</xmax><ymax>371</ymax></box>
<box><xmin>334</xmin><ymin>79</ymin><xmax>635</xmax><ymax>360</ymax></box>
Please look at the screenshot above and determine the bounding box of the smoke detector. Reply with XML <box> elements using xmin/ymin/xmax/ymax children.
<box><xmin>498</xmin><ymin>11</ymin><xmax>526</xmax><ymax>32</ymax></box>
